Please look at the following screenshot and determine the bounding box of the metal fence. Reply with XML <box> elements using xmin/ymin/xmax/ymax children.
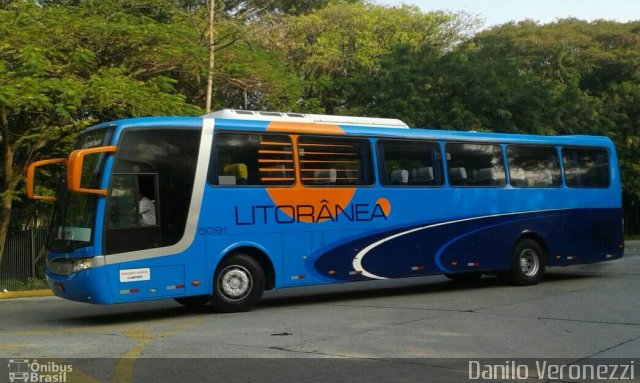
<box><xmin>0</xmin><ymin>203</ymin><xmax>53</xmax><ymax>291</ymax></box>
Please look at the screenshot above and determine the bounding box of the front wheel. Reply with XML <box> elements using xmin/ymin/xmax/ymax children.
<box><xmin>211</xmin><ymin>253</ymin><xmax>265</xmax><ymax>312</ymax></box>
<box><xmin>509</xmin><ymin>239</ymin><xmax>545</xmax><ymax>286</ymax></box>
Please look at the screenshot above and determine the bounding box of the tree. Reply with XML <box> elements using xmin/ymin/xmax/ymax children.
<box><xmin>469</xmin><ymin>20</ymin><xmax>640</xmax><ymax>229</ymax></box>
<box><xmin>222</xmin><ymin>0</ymin><xmax>335</xmax><ymax>16</ymax></box>
<box><xmin>344</xmin><ymin>18</ymin><xmax>640</xmax><ymax>233</ymax></box>
<box><xmin>264</xmin><ymin>1</ymin><xmax>479</xmax><ymax>114</ymax></box>
<box><xmin>0</xmin><ymin>0</ymin><xmax>203</xmax><ymax>269</ymax></box>
<box><xmin>0</xmin><ymin>0</ymin><xmax>310</xmax><ymax>269</ymax></box>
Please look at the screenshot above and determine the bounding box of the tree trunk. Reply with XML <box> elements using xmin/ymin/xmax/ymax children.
<box><xmin>0</xmin><ymin>108</ymin><xmax>14</xmax><ymax>272</ymax></box>
<box><xmin>205</xmin><ymin>0</ymin><xmax>215</xmax><ymax>113</ymax></box>
<box><xmin>0</xmin><ymin>188</ymin><xmax>12</xmax><ymax>274</ymax></box>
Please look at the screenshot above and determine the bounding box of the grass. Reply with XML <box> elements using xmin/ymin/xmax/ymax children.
<box><xmin>0</xmin><ymin>277</ymin><xmax>49</xmax><ymax>291</ymax></box>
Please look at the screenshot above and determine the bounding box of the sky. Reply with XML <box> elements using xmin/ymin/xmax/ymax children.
<box><xmin>376</xmin><ymin>0</ymin><xmax>640</xmax><ymax>28</ymax></box>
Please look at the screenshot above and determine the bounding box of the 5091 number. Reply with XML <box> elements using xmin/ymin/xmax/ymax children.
<box><xmin>198</xmin><ymin>226</ymin><xmax>227</xmax><ymax>235</ymax></box>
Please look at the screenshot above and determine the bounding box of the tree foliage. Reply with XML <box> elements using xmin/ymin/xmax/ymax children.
<box><xmin>0</xmin><ymin>0</ymin><xmax>311</xmax><ymax>267</ymax></box>
<box><xmin>262</xmin><ymin>1</ymin><xmax>480</xmax><ymax>113</ymax></box>
<box><xmin>342</xmin><ymin>17</ymin><xmax>640</xmax><ymax>231</ymax></box>
<box><xmin>0</xmin><ymin>0</ymin><xmax>205</xmax><ymax>264</ymax></box>
<box><xmin>1</xmin><ymin>0</ymin><xmax>640</xmax><ymax>273</ymax></box>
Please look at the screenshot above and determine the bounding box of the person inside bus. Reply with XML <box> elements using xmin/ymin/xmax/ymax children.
<box><xmin>222</xmin><ymin>162</ymin><xmax>248</xmax><ymax>185</ymax></box>
<box><xmin>138</xmin><ymin>179</ymin><xmax>157</xmax><ymax>226</ymax></box>
<box><xmin>139</xmin><ymin>194</ymin><xmax>156</xmax><ymax>226</ymax></box>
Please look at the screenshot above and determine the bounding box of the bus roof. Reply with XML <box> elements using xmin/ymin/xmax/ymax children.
<box><xmin>90</xmin><ymin>112</ymin><xmax>614</xmax><ymax>149</ymax></box>
<box><xmin>205</xmin><ymin>109</ymin><xmax>409</xmax><ymax>129</ymax></box>
<box><xmin>210</xmin><ymin>113</ymin><xmax>613</xmax><ymax>148</ymax></box>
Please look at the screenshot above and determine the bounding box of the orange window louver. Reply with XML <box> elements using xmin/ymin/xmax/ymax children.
<box><xmin>258</xmin><ymin>138</ymin><xmax>294</xmax><ymax>185</ymax></box>
<box><xmin>298</xmin><ymin>137</ymin><xmax>370</xmax><ymax>186</ymax></box>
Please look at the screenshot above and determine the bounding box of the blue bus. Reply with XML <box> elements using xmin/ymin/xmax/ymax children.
<box><xmin>27</xmin><ymin>110</ymin><xmax>624</xmax><ymax>312</ymax></box>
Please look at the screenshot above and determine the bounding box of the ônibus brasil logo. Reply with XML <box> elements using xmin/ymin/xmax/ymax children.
<box><xmin>8</xmin><ymin>359</ymin><xmax>72</xmax><ymax>383</ymax></box>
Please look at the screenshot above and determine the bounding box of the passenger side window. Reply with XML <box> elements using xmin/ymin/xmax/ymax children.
<box><xmin>298</xmin><ymin>136</ymin><xmax>373</xmax><ymax>186</ymax></box>
<box><xmin>445</xmin><ymin>143</ymin><xmax>506</xmax><ymax>187</ymax></box>
<box><xmin>562</xmin><ymin>147</ymin><xmax>610</xmax><ymax>187</ymax></box>
<box><xmin>507</xmin><ymin>145</ymin><xmax>561</xmax><ymax>188</ymax></box>
<box><xmin>378</xmin><ymin>140</ymin><xmax>443</xmax><ymax>186</ymax></box>
<box><xmin>213</xmin><ymin>133</ymin><xmax>294</xmax><ymax>186</ymax></box>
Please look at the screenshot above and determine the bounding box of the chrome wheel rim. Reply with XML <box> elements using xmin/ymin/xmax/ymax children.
<box><xmin>519</xmin><ymin>249</ymin><xmax>540</xmax><ymax>277</ymax></box>
<box><xmin>219</xmin><ymin>265</ymin><xmax>252</xmax><ymax>301</ymax></box>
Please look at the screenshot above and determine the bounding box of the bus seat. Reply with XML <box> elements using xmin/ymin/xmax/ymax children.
<box><xmin>272</xmin><ymin>164</ymin><xmax>288</xmax><ymax>179</ymax></box>
<box><xmin>390</xmin><ymin>169</ymin><xmax>409</xmax><ymax>184</ymax></box>
<box><xmin>527</xmin><ymin>169</ymin><xmax>554</xmax><ymax>187</ymax></box>
<box><xmin>260</xmin><ymin>164</ymin><xmax>289</xmax><ymax>185</ymax></box>
<box><xmin>222</xmin><ymin>163</ymin><xmax>248</xmax><ymax>185</ymax></box>
<box><xmin>477</xmin><ymin>167</ymin><xmax>497</xmax><ymax>185</ymax></box>
<box><xmin>414</xmin><ymin>167</ymin><xmax>434</xmax><ymax>183</ymax></box>
<box><xmin>448</xmin><ymin>167</ymin><xmax>467</xmax><ymax>185</ymax></box>
<box><xmin>469</xmin><ymin>169</ymin><xmax>478</xmax><ymax>183</ymax></box>
<box><xmin>543</xmin><ymin>169</ymin><xmax>553</xmax><ymax>185</ymax></box>
<box><xmin>510</xmin><ymin>167</ymin><xmax>526</xmax><ymax>187</ymax></box>
<box><xmin>531</xmin><ymin>169</ymin><xmax>554</xmax><ymax>187</ymax></box>
<box><xmin>314</xmin><ymin>168</ymin><xmax>337</xmax><ymax>184</ymax></box>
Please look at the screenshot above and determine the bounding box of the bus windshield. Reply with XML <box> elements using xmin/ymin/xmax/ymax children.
<box><xmin>48</xmin><ymin>128</ymin><xmax>113</xmax><ymax>251</ymax></box>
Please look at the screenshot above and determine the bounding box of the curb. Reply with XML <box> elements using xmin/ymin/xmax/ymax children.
<box><xmin>0</xmin><ymin>289</ymin><xmax>53</xmax><ymax>299</ymax></box>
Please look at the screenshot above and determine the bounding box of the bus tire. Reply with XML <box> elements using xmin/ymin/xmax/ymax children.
<box><xmin>444</xmin><ymin>272</ymin><xmax>482</xmax><ymax>283</ymax></box>
<box><xmin>211</xmin><ymin>253</ymin><xmax>265</xmax><ymax>312</ymax></box>
<box><xmin>174</xmin><ymin>295</ymin><xmax>210</xmax><ymax>307</ymax></box>
<box><xmin>510</xmin><ymin>239</ymin><xmax>545</xmax><ymax>286</ymax></box>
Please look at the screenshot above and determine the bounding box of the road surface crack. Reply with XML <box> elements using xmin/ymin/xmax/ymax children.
<box><xmin>538</xmin><ymin>317</ymin><xmax>640</xmax><ymax>326</ymax></box>
<box><xmin>579</xmin><ymin>333</ymin><xmax>640</xmax><ymax>359</ymax></box>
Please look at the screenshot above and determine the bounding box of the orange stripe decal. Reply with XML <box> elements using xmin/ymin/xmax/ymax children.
<box><xmin>267</xmin><ymin>121</ymin><xmax>345</xmax><ymax>135</ymax></box>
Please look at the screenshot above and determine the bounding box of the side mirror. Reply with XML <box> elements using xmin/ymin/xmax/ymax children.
<box><xmin>67</xmin><ymin>146</ymin><xmax>117</xmax><ymax>196</ymax></box>
<box><xmin>26</xmin><ymin>158</ymin><xmax>67</xmax><ymax>201</ymax></box>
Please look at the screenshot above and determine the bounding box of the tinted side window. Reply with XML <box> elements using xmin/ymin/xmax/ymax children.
<box><xmin>298</xmin><ymin>136</ymin><xmax>373</xmax><ymax>186</ymax></box>
<box><xmin>213</xmin><ymin>133</ymin><xmax>294</xmax><ymax>186</ymax></box>
<box><xmin>106</xmin><ymin>128</ymin><xmax>200</xmax><ymax>253</ymax></box>
<box><xmin>109</xmin><ymin>173</ymin><xmax>159</xmax><ymax>227</ymax></box>
<box><xmin>445</xmin><ymin>143</ymin><xmax>506</xmax><ymax>187</ymax></box>
<box><xmin>562</xmin><ymin>147</ymin><xmax>610</xmax><ymax>187</ymax></box>
<box><xmin>507</xmin><ymin>145</ymin><xmax>561</xmax><ymax>188</ymax></box>
<box><xmin>378</xmin><ymin>140</ymin><xmax>443</xmax><ymax>186</ymax></box>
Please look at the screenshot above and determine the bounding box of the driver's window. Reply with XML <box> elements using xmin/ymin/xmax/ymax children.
<box><xmin>106</xmin><ymin>173</ymin><xmax>160</xmax><ymax>253</ymax></box>
<box><xmin>109</xmin><ymin>174</ymin><xmax>158</xmax><ymax>228</ymax></box>
<box><xmin>109</xmin><ymin>175</ymin><xmax>139</xmax><ymax>228</ymax></box>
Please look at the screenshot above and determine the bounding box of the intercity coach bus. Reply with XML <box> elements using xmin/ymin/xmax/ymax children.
<box><xmin>27</xmin><ymin>110</ymin><xmax>624</xmax><ymax>312</ymax></box>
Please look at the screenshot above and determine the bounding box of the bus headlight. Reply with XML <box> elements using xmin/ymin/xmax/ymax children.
<box><xmin>72</xmin><ymin>258</ymin><xmax>93</xmax><ymax>273</ymax></box>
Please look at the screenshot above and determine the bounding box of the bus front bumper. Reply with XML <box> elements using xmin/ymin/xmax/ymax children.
<box><xmin>46</xmin><ymin>265</ymin><xmax>115</xmax><ymax>304</ymax></box>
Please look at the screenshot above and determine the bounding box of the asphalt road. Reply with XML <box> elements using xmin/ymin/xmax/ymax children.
<box><xmin>1</xmin><ymin>242</ymin><xmax>639</xmax><ymax>382</ymax></box>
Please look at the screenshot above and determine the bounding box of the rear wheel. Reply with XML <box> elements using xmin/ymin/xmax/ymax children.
<box><xmin>509</xmin><ymin>239</ymin><xmax>545</xmax><ymax>285</ymax></box>
<box><xmin>211</xmin><ymin>253</ymin><xmax>265</xmax><ymax>312</ymax></box>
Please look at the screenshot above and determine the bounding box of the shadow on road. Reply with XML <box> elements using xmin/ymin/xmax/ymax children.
<box><xmin>54</xmin><ymin>271</ymin><xmax>601</xmax><ymax>325</ymax></box>
<box><xmin>259</xmin><ymin>271</ymin><xmax>600</xmax><ymax>308</ymax></box>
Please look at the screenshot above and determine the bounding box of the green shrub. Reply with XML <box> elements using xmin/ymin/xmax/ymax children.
<box><xmin>0</xmin><ymin>277</ymin><xmax>49</xmax><ymax>291</ymax></box>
